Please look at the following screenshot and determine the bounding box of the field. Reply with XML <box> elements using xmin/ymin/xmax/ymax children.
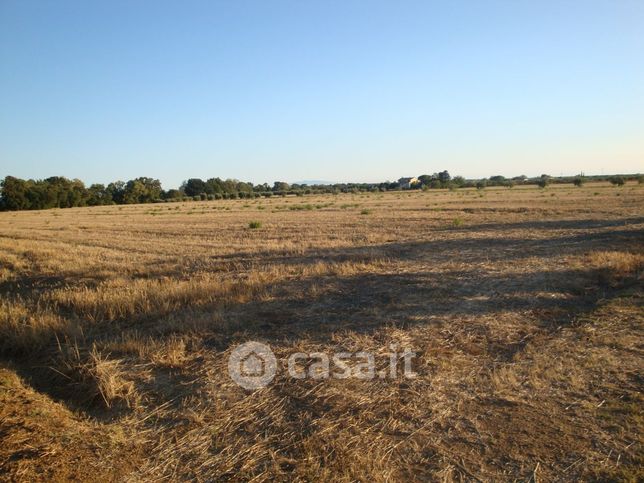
<box><xmin>0</xmin><ymin>182</ymin><xmax>642</xmax><ymax>481</ymax></box>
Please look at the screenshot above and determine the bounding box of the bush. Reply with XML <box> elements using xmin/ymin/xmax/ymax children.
<box><xmin>476</xmin><ymin>180</ymin><xmax>486</xmax><ymax>190</ymax></box>
<box><xmin>248</xmin><ymin>221</ymin><xmax>262</xmax><ymax>229</ymax></box>
<box><xmin>536</xmin><ymin>179</ymin><xmax>548</xmax><ymax>188</ymax></box>
<box><xmin>609</xmin><ymin>176</ymin><xmax>625</xmax><ymax>186</ymax></box>
<box><xmin>573</xmin><ymin>176</ymin><xmax>585</xmax><ymax>187</ymax></box>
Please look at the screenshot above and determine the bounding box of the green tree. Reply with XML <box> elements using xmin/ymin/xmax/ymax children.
<box><xmin>438</xmin><ymin>170</ymin><xmax>451</xmax><ymax>184</ymax></box>
<box><xmin>452</xmin><ymin>176</ymin><xmax>466</xmax><ymax>187</ymax></box>
<box><xmin>87</xmin><ymin>184</ymin><xmax>109</xmax><ymax>205</ymax></box>
<box><xmin>0</xmin><ymin>176</ymin><xmax>31</xmax><ymax>210</ymax></box>
<box><xmin>181</xmin><ymin>178</ymin><xmax>208</xmax><ymax>196</ymax></box>
<box><xmin>272</xmin><ymin>181</ymin><xmax>290</xmax><ymax>192</ymax></box>
<box><xmin>106</xmin><ymin>181</ymin><xmax>125</xmax><ymax>204</ymax></box>
<box><xmin>123</xmin><ymin>177</ymin><xmax>162</xmax><ymax>204</ymax></box>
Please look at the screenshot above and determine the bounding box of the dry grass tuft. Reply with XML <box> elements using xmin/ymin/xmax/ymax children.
<box><xmin>56</xmin><ymin>341</ymin><xmax>139</xmax><ymax>409</ymax></box>
<box><xmin>585</xmin><ymin>250</ymin><xmax>643</xmax><ymax>286</ymax></box>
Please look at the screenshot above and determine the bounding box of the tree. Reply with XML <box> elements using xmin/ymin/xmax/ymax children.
<box><xmin>39</xmin><ymin>176</ymin><xmax>87</xmax><ymax>208</ymax></box>
<box><xmin>0</xmin><ymin>176</ymin><xmax>30</xmax><ymax>210</ymax></box>
<box><xmin>573</xmin><ymin>176</ymin><xmax>585</xmax><ymax>187</ymax></box>
<box><xmin>87</xmin><ymin>184</ymin><xmax>110</xmax><ymax>205</ymax></box>
<box><xmin>205</xmin><ymin>178</ymin><xmax>225</xmax><ymax>194</ymax></box>
<box><xmin>452</xmin><ymin>176</ymin><xmax>466</xmax><ymax>187</ymax></box>
<box><xmin>181</xmin><ymin>178</ymin><xmax>208</xmax><ymax>196</ymax></box>
<box><xmin>418</xmin><ymin>174</ymin><xmax>434</xmax><ymax>186</ymax></box>
<box><xmin>106</xmin><ymin>181</ymin><xmax>125</xmax><ymax>204</ymax></box>
<box><xmin>122</xmin><ymin>179</ymin><xmax>146</xmax><ymax>204</ymax></box>
<box><xmin>272</xmin><ymin>181</ymin><xmax>290</xmax><ymax>192</ymax></box>
<box><xmin>122</xmin><ymin>177</ymin><xmax>162</xmax><ymax>204</ymax></box>
<box><xmin>236</xmin><ymin>181</ymin><xmax>253</xmax><ymax>194</ymax></box>
<box><xmin>438</xmin><ymin>170</ymin><xmax>451</xmax><ymax>184</ymax></box>
<box><xmin>163</xmin><ymin>189</ymin><xmax>183</xmax><ymax>200</ymax></box>
<box><xmin>137</xmin><ymin>177</ymin><xmax>162</xmax><ymax>201</ymax></box>
<box><xmin>66</xmin><ymin>179</ymin><xmax>88</xmax><ymax>207</ymax></box>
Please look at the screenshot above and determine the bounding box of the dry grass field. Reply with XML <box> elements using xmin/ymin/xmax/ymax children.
<box><xmin>0</xmin><ymin>182</ymin><xmax>642</xmax><ymax>481</ymax></box>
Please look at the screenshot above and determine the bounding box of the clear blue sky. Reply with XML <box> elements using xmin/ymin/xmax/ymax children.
<box><xmin>1</xmin><ymin>0</ymin><xmax>643</xmax><ymax>188</ymax></box>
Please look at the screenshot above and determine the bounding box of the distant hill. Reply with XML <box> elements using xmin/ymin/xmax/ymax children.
<box><xmin>293</xmin><ymin>180</ymin><xmax>335</xmax><ymax>185</ymax></box>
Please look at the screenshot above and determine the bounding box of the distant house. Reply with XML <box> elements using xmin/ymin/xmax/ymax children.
<box><xmin>398</xmin><ymin>177</ymin><xmax>419</xmax><ymax>189</ymax></box>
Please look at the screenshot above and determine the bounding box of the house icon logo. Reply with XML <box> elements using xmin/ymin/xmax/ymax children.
<box><xmin>228</xmin><ymin>341</ymin><xmax>277</xmax><ymax>390</ymax></box>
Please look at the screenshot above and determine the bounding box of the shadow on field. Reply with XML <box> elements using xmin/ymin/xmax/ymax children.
<box><xmin>192</xmin><ymin>218</ymin><xmax>644</xmax><ymax>270</ymax></box>
<box><xmin>1</xmin><ymin>219</ymin><xmax>642</xmax><ymax>419</ymax></box>
<box><xmin>209</xmin><ymin>265</ymin><xmax>629</xmax><ymax>347</ymax></box>
<box><xmin>444</xmin><ymin>216</ymin><xmax>644</xmax><ymax>232</ymax></box>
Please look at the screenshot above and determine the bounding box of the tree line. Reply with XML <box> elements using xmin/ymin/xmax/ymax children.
<box><xmin>0</xmin><ymin>172</ymin><xmax>640</xmax><ymax>211</ymax></box>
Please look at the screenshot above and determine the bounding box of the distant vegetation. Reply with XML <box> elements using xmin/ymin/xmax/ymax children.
<box><xmin>0</xmin><ymin>171</ymin><xmax>640</xmax><ymax>211</ymax></box>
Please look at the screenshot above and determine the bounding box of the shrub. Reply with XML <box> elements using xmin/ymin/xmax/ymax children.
<box><xmin>536</xmin><ymin>179</ymin><xmax>548</xmax><ymax>188</ymax></box>
<box><xmin>573</xmin><ymin>176</ymin><xmax>585</xmax><ymax>187</ymax></box>
<box><xmin>248</xmin><ymin>221</ymin><xmax>262</xmax><ymax>229</ymax></box>
<box><xmin>609</xmin><ymin>176</ymin><xmax>625</xmax><ymax>186</ymax></box>
<box><xmin>360</xmin><ymin>209</ymin><xmax>371</xmax><ymax>215</ymax></box>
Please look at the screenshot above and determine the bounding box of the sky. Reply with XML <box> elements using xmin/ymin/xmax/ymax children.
<box><xmin>1</xmin><ymin>0</ymin><xmax>643</xmax><ymax>188</ymax></box>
